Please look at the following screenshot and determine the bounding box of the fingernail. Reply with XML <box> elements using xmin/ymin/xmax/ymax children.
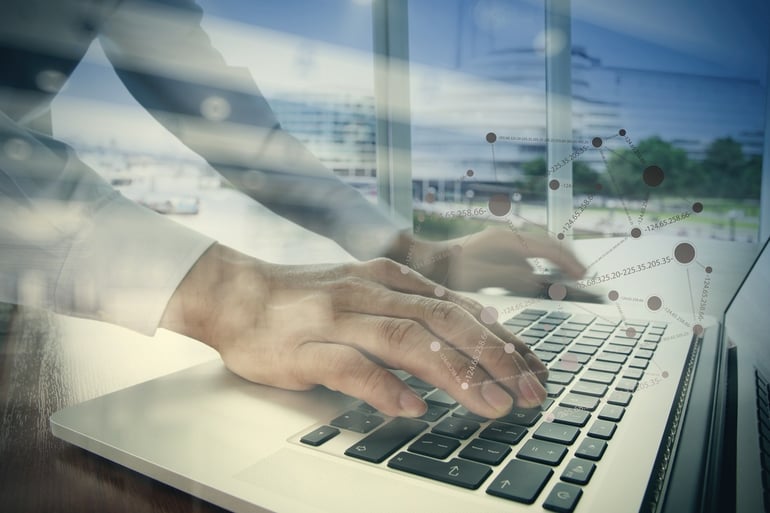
<box><xmin>517</xmin><ymin>372</ymin><xmax>547</xmax><ymax>406</ymax></box>
<box><xmin>399</xmin><ymin>390</ymin><xmax>427</xmax><ymax>417</ymax></box>
<box><xmin>481</xmin><ymin>382</ymin><xmax>513</xmax><ymax>413</ymax></box>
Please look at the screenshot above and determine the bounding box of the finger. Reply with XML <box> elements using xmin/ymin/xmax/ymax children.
<box><xmin>295</xmin><ymin>342</ymin><xmax>427</xmax><ymax>418</ymax></box>
<box><xmin>328</xmin><ymin>312</ymin><xmax>548</xmax><ymax>418</ymax></box>
<box><xmin>518</xmin><ymin>234</ymin><xmax>587</xmax><ymax>280</ymax></box>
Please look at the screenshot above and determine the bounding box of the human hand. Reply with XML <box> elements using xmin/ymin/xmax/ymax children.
<box><xmin>160</xmin><ymin>243</ymin><xmax>548</xmax><ymax>419</ymax></box>
<box><xmin>391</xmin><ymin>228</ymin><xmax>587</xmax><ymax>295</ymax></box>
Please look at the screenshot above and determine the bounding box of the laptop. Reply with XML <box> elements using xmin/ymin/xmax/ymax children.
<box><xmin>50</xmin><ymin>236</ymin><xmax>770</xmax><ymax>513</ymax></box>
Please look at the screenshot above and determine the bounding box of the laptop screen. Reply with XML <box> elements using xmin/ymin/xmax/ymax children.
<box><xmin>724</xmin><ymin>236</ymin><xmax>770</xmax><ymax>376</ymax></box>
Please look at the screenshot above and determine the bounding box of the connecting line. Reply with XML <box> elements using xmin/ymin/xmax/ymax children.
<box><xmin>686</xmin><ymin>268</ymin><xmax>697</xmax><ymax>324</ymax></box>
<box><xmin>490</xmin><ymin>144</ymin><xmax>499</xmax><ymax>182</ymax></box>
<box><xmin>570</xmin><ymin>301</ymin><xmax>619</xmax><ymax>325</ymax></box>
<box><xmin>602</xmin><ymin>146</ymin><xmax>638</xmax><ymax>168</ymax></box>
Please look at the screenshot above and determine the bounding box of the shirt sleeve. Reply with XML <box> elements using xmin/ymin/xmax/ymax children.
<box><xmin>98</xmin><ymin>0</ymin><xmax>410</xmax><ymax>261</ymax></box>
<box><xmin>0</xmin><ymin>113</ymin><xmax>215</xmax><ymax>335</ymax></box>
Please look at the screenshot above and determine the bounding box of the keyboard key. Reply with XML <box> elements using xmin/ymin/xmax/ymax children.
<box><xmin>622</xmin><ymin>368</ymin><xmax>645</xmax><ymax>380</ymax></box>
<box><xmin>523</xmin><ymin>329</ymin><xmax>548</xmax><ymax>340</ymax></box>
<box><xmin>517</xmin><ymin>439</ymin><xmax>568</xmax><ymax>465</ymax></box>
<box><xmin>433</xmin><ymin>417</ymin><xmax>480</xmax><ymax>440</ymax></box>
<box><xmin>547</xmin><ymin>311</ymin><xmax>571</xmax><ymax>320</ymax></box>
<box><xmin>597</xmin><ymin>352</ymin><xmax>627</xmax><ymax>364</ymax></box>
<box><xmin>408</xmin><ymin>433</ymin><xmax>460</xmax><ymax>459</ymax></box>
<box><xmin>451</xmin><ymin>406</ymin><xmax>486</xmax><ymax>423</ymax></box>
<box><xmin>560</xmin><ymin>393</ymin><xmax>600</xmax><ymax>411</ymax></box>
<box><xmin>589</xmin><ymin>361</ymin><xmax>622</xmax><ymax>374</ymax></box>
<box><xmin>604</xmin><ymin>344</ymin><xmax>633</xmax><ymax>355</ymax></box>
<box><xmin>564</xmin><ymin>352</ymin><xmax>591</xmax><ymax>364</ymax></box>
<box><xmin>581</xmin><ymin>370</ymin><xmax>615</xmax><ymax>385</ymax></box>
<box><xmin>569</xmin><ymin>344</ymin><xmax>598</xmax><ymax>356</ymax></box>
<box><xmin>523</xmin><ymin>308</ymin><xmax>549</xmax><ymax>317</ymax></box>
<box><xmin>533</xmin><ymin>423</ymin><xmax>580</xmax><ymax>445</ymax></box>
<box><xmin>560</xmin><ymin>458</ymin><xmax>596</xmax><ymax>485</ymax></box>
<box><xmin>608</xmin><ymin>390</ymin><xmax>633</xmax><ymax>406</ymax></box>
<box><xmin>575</xmin><ymin>337</ymin><xmax>604</xmax><ymax>348</ymax></box>
<box><xmin>425</xmin><ymin>389</ymin><xmax>458</xmax><ymax>408</ymax></box>
<box><xmin>567</xmin><ymin>315</ymin><xmax>595</xmax><ymax>325</ymax></box>
<box><xmin>550</xmin><ymin>334</ymin><xmax>576</xmax><ymax>344</ymax></box>
<box><xmin>583</xmin><ymin>330</ymin><xmax>610</xmax><ymax>339</ymax></box>
<box><xmin>588</xmin><ymin>419</ymin><xmax>617</xmax><ymax>440</ymax></box>
<box><xmin>575</xmin><ymin>437</ymin><xmax>607</xmax><ymax>460</ymax></box>
<box><xmin>544</xmin><ymin>482</ymin><xmax>583</xmax><ymax>512</ymax></box>
<box><xmin>635</xmin><ymin>349</ymin><xmax>655</xmax><ymax>359</ymax></box>
<box><xmin>547</xmin><ymin>371</ymin><xmax>575</xmax><ymax>385</ymax></box>
<box><xmin>459</xmin><ymin>438</ymin><xmax>511</xmax><ymax>465</ymax></box>
<box><xmin>639</xmin><ymin>342</ymin><xmax>658</xmax><ymax>351</ymax></box>
<box><xmin>534</xmin><ymin>350</ymin><xmax>557</xmax><ymax>363</ymax></box>
<box><xmin>504</xmin><ymin>318</ymin><xmax>534</xmax><ymax>328</ymax></box>
<box><xmin>480</xmin><ymin>422</ymin><xmax>528</xmax><ymax>445</ymax></box>
<box><xmin>547</xmin><ymin>383</ymin><xmax>566</xmax><ymax>397</ymax></box>
<box><xmin>300</xmin><ymin>426</ymin><xmax>340</xmax><ymax>446</ymax></box>
<box><xmin>418</xmin><ymin>404</ymin><xmax>450</xmax><ymax>422</ymax></box>
<box><xmin>609</xmin><ymin>337</ymin><xmax>637</xmax><ymax>347</ymax></box>
<box><xmin>629</xmin><ymin>358</ymin><xmax>649</xmax><ymax>369</ymax></box>
<box><xmin>388</xmin><ymin>452</ymin><xmax>492</xmax><ymax>489</ymax></box>
<box><xmin>572</xmin><ymin>381</ymin><xmax>608</xmax><ymax>397</ymax></box>
<box><xmin>616</xmin><ymin>378</ymin><xmax>638</xmax><ymax>392</ymax></box>
<box><xmin>532</xmin><ymin>322</ymin><xmax>557</xmax><ymax>332</ymax></box>
<box><xmin>331</xmin><ymin>410</ymin><xmax>384</xmax><ymax>433</ymax></box>
<box><xmin>598</xmin><ymin>404</ymin><xmax>626</xmax><ymax>422</ymax></box>
<box><xmin>356</xmin><ymin>402</ymin><xmax>378</xmax><ymax>414</ymax></box>
<box><xmin>550</xmin><ymin>406</ymin><xmax>591</xmax><ymax>427</ymax></box>
<box><xmin>405</xmin><ymin>376</ymin><xmax>434</xmax><ymax>391</ymax></box>
<box><xmin>500</xmin><ymin>407</ymin><xmax>542</xmax><ymax>427</ymax></box>
<box><xmin>538</xmin><ymin>342</ymin><xmax>567</xmax><ymax>353</ymax></box>
<box><xmin>550</xmin><ymin>360</ymin><xmax>583</xmax><ymax>374</ymax></box>
<box><xmin>344</xmin><ymin>418</ymin><xmax>428</xmax><ymax>463</ymax></box>
<box><xmin>487</xmin><ymin>459</ymin><xmax>553</xmax><ymax>504</ymax></box>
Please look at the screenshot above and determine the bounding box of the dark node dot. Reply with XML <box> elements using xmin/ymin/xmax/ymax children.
<box><xmin>692</xmin><ymin>202</ymin><xmax>703</xmax><ymax>213</ymax></box>
<box><xmin>486</xmin><ymin>132</ymin><xmax>497</xmax><ymax>143</ymax></box>
<box><xmin>662</xmin><ymin>371</ymin><xmax>669</xmax><ymax>378</ymax></box>
<box><xmin>619</xmin><ymin>129</ymin><xmax>627</xmax><ymax>136</ymax></box>
<box><xmin>674</xmin><ymin>242</ymin><xmax>696</xmax><ymax>264</ymax></box>
<box><xmin>488</xmin><ymin>194</ymin><xmax>511</xmax><ymax>216</ymax></box>
<box><xmin>557</xmin><ymin>233</ymin><xmax>565</xmax><ymax>240</ymax></box>
<box><xmin>592</xmin><ymin>137</ymin><xmax>603</xmax><ymax>148</ymax></box>
<box><xmin>549</xmin><ymin>179</ymin><xmax>560</xmax><ymax>190</ymax></box>
<box><xmin>631</xmin><ymin>227</ymin><xmax>642</xmax><ymax>238</ymax></box>
<box><xmin>548</xmin><ymin>283</ymin><xmax>567</xmax><ymax>301</ymax></box>
<box><xmin>595</xmin><ymin>183</ymin><xmax>603</xmax><ymax>191</ymax></box>
<box><xmin>466</xmin><ymin>169</ymin><xmax>474</xmax><ymax>177</ymax></box>
<box><xmin>608</xmin><ymin>290</ymin><xmax>619</xmax><ymax>301</ymax></box>
<box><xmin>643</xmin><ymin>165</ymin><xmax>665</xmax><ymax>187</ymax></box>
<box><xmin>705</xmin><ymin>266</ymin><xmax>713</xmax><ymax>274</ymax></box>
<box><xmin>625</xmin><ymin>327</ymin><xmax>637</xmax><ymax>338</ymax></box>
<box><xmin>693</xmin><ymin>324</ymin><xmax>704</xmax><ymax>336</ymax></box>
<box><xmin>647</xmin><ymin>296</ymin><xmax>662</xmax><ymax>311</ymax></box>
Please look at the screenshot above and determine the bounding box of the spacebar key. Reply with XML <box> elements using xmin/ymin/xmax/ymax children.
<box><xmin>345</xmin><ymin>418</ymin><xmax>428</xmax><ymax>463</ymax></box>
<box><xmin>388</xmin><ymin>452</ymin><xmax>492</xmax><ymax>489</ymax></box>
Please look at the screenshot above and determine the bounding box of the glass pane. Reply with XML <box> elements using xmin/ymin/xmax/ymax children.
<box><xmin>567</xmin><ymin>0</ymin><xmax>767</xmax><ymax>243</ymax></box>
<box><xmin>408</xmin><ymin>0</ymin><xmax>550</xmax><ymax>243</ymax></box>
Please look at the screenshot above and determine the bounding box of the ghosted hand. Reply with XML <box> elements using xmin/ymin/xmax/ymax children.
<box><xmin>391</xmin><ymin>228</ymin><xmax>587</xmax><ymax>296</ymax></box>
<box><xmin>160</xmin><ymin>243</ymin><xmax>548</xmax><ymax>419</ymax></box>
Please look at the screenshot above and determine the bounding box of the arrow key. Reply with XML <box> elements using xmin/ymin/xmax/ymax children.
<box><xmin>574</xmin><ymin>437</ymin><xmax>607</xmax><ymax>461</ymax></box>
<box><xmin>543</xmin><ymin>482</ymin><xmax>583</xmax><ymax>513</ymax></box>
<box><xmin>560</xmin><ymin>457</ymin><xmax>596</xmax><ymax>485</ymax></box>
<box><xmin>486</xmin><ymin>459</ymin><xmax>553</xmax><ymax>503</ymax></box>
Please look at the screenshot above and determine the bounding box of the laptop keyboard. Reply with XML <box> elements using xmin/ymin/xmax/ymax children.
<box><xmin>299</xmin><ymin>309</ymin><xmax>668</xmax><ymax>512</ymax></box>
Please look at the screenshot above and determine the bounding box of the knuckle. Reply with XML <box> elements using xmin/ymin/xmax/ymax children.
<box><xmin>427</xmin><ymin>299</ymin><xmax>461</xmax><ymax>323</ymax></box>
<box><xmin>379</xmin><ymin>317</ymin><xmax>422</xmax><ymax>351</ymax></box>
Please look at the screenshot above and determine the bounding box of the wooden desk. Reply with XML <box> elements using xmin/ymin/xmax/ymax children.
<box><xmin>0</xmin><ymin>237</ymin><xmax>758</xmax><ymax>512</ymax></box>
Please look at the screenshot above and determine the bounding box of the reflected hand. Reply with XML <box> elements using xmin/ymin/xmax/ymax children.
<box><xmin>396</xmin><ymin>228</ymin><xmax>587</xmax><ymax>295</ymax></box>
<box><xmin>161</xmin><ymin>243</ymin><xmax>548</xmax><ymax>419</ymax></box>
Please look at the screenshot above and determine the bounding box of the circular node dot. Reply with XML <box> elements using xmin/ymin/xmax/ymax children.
<box><xmin>625</xmin><ymin>327</ymin><xmax>637</xmax><ymax>338</ymax></box>
<box><xmin>608</xmin><ymin>290</ymin><xmax>619</xmax><ymax>301</ymax></box>
<box><xmin>425</xmin><ymin>192</ymin><xmax>435</xmax><ymax>203</ymax></box>
<box><xmin>485</xmin><ymin>132</ymin><xmax>497</xmax><ymax>143</ymax></box>
<box><xmin>693</xmin><ymin>324</ymin><xmax>704</xmax><ymax>336</ymax></box>
<box><xmin>549</xmin><ymin>179</ymin><xmax>560</xmax><ymax>190</ymax></box>
<box><xmin>674</xmin><ymin>242</ymin><xmax>696</xmax><ymax>264</ymax></box>
<box><xmin>692</xmin><ymin>202</ymin><xmax>703</xmax><ymax>213</ymax></box>
<box><xmin>544</xmin><ymin>412</ymin><xmax>555</xmax><ymax>423</ymax></box>
<box><xmin>4</xmin><ymin>138</ymin><xmax>32</xmax><ymax>161</ymax></box>
<box><xmin>631</xmin><ymin>227</ymin><xmax>642</xmax><ymax>238</ymax></box>
<box><xmin>461</xmin><ymin>382</ymin><xmax>469</xmax><ymax>390</ymax></box>
<box><xmin>400</xmin><ymin>265</ymin><xmax>410</xmax><ymax>275</ymax></box>
<box><xmin>466</xmin><ymin>169</ymin><xmax>475</xmax><ymax>177</ymax></box>
<box><xmin>548</xmin><ymin>283</ymin><xmax>567</xmax><ymax>301</ymax></box>
<box><xmin>430</xmin><ymin>341</ymin><xmax>441</xmax><ymax>352</ymax></box>
<box><xmin>480</xmin><ymin>306</ymin><xmax>499</xmax><ymax>325</ymax></box>
<box><xmin>200</xmin><ymin>96</ymin><xmax>231</xmax><ymax>121</ymax></box>
<box><xmin>504</xmin><ymin>343</ymin><xmax>515</xmax><ymax>354</ymax></box>
<box><xmin>557</xmin><ymin>233</ymin><xmax>565</xmax><ymax>240</ymax></box>
<box><xmin>662</xmin><ymin>371</ymin><xmax>670</xmax><ymax>378</ymax></box>
<box><xmin>619</xmin><ymin>129</ymin><xmax>627</xmax><ymax>136</ymax></box>
<box><xmin>434</xmin><ymin>286</ymin><xmax>445</xmax><ymax>298</ymax></box>
<box><xmin>705</xmin><ymin>266</ymin><xmax>713</xmax><ymax>274</ymax></box>
<box><xmin>35</xmin><ymin>69</ymin><xmax>67</xmax><ymax>93</ymax></box>
<box><xmin>465</xmin><ymin>189</ymin><xmax>475</xmax><ymax>199</ymax></box>
<box><xmin>488</xmin><ymin>194</ymin><xmax>512</xmax><ymax>216</ymax></box>
<box><xmin>595</xmin><ymin>183</ymin><xmax>603</xmax><ymax>191</ymax></box>
<box><xmin>643</xmin><ymin>165</ymin><xmax>665</xmax><ymax>187</ymax></box>
<box><xmin>647</xmin><ymin>296</ymin><xmax>663</xmax><ymax>311</ymax></box>
<box><xmin>592</xmin><ymin>137</ymin><xmax>603</xmax><ymax>148</ymax></box>
<box><xmin>416</xmin><ymin>212</ymin><xmax>426</xmax><ymax>223</ymax></box>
